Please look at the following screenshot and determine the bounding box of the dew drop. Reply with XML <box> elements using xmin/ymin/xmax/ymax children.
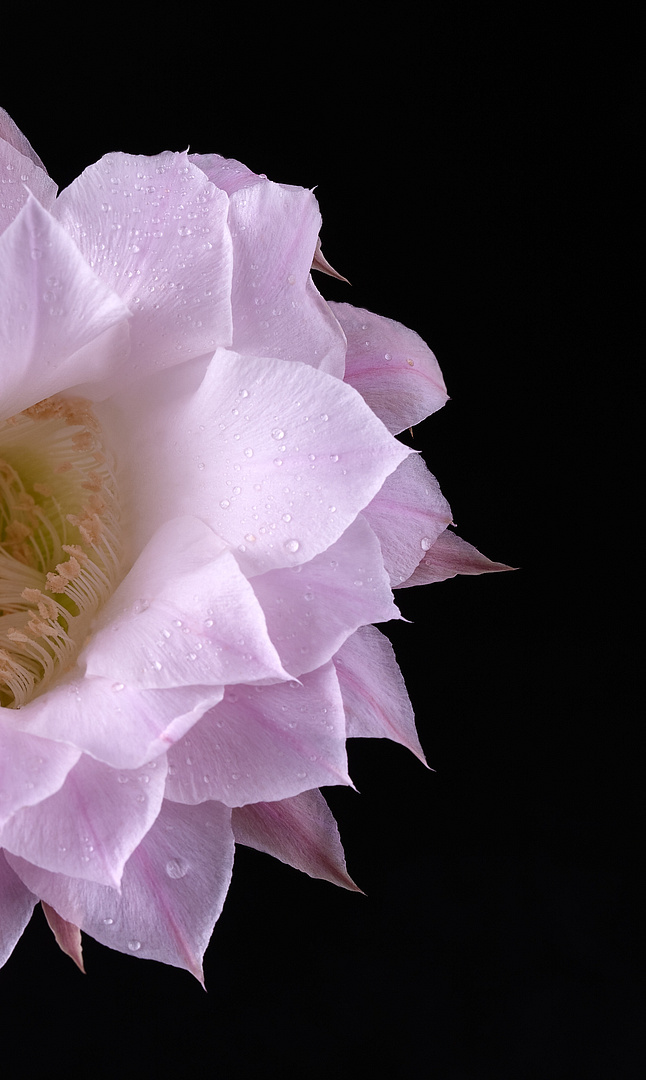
<box><xmin>220</xmin><ymin>499</ymin><xmax>230</xmax><ymax>508</ymax></box>
<box><xmin>165</xmin><ymin>857</ymin><xmax>188</xmax><ymax>879</ymax></box>
<box><xmin>284</xmin><ymin>539</ymin><xmax>300</xmax><ymax>553</ymax></box>
<box><xmin>243</xmin><ymin>447</ymin><xmax>254</xmax><ymax>457</ymax></box>
<box><xmin>281</xmin><ymin>513</ymin><xmax>292</xmax><ymax>522</ymax></box>
<box><xmin>103</xmin><ymin>918</ymin><xmax>114</xmax><ymax>926</ymax></box>
<box><xmin>112</xmin><ymin>682</ymin><xmax>125</xmax><ymax>692</ymax></box>
<box><xmin>127</xmin><ymin>940</ymin><xmax>142</xmax><ymax>952</ymax></box>
<box><xmin>420</xmin><ymin>536</ymin><xmax>433</xmax><ymax>550</ymax></box>
<box><xmin>239</xmin><ymin>389</ymin><xmax>249</xmax><ymax>398</ymax></box>
<box><xmin>271</xmin><ymin>428</ymin><xmax>285</xmax><ymax>440</ymax></box>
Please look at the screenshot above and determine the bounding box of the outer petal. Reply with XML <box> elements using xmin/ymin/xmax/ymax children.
<box><xmin>0</xmin><ymin>118</ymin><xmax>57</xmax><ymax>235</ymax></box>
<box><xmin>0</xmin><ymin>197</ymin><xmax>130</xmax><ymax>420</ymax></box>
<box><xmin>362</xmin><ymin>453</ymin><xmax>453</xmax><ymax>586</ymax></box>
<box><xmin>333</xmin><ymin>301</ymin><xmax>448</xmax><ymax>433</ymax></box>
<box><xmin>191</xmin><ymin>155</ymin><xmax>346</xmax><ymax>377</ymax></box>
<box><xmin>0</xmin><ymin>754</ymin><xmax>166</xmax><ymax>889</ymax></box>
<box><xmin>11</xmin><ymin>676</ymin><xmax>224</xmax><ymax>771</ymax></box>
<box><xmin>399</xmin><ymin>528</ymin><xmax>514</xmax><ymax>587</ymax></box>
<box><xmin>8</xmin><ymin>799</ymin><xmax>235</xmax><ymax>982</ymax></box>
<box><xmin>0</xmin><ymin>850</ymin><xmax>37</xmax><ymax>969</ymax></box>
<box><xmin>101</xmin><ymin>348</ymin><xmax>411</xmax><ymax>575</ymax></box>
<box><xmin>232</xmin><ymin>788</ymin><xmax>360</xmax><ymax>890</ymax></box>
<box><xmin>0</xmin><ymin>107</ymin><xmax>48</xmax><ymax>171</ymax></box>
<box><xmin>0</xmin><ymin>722</ymin><xmax>80</xmax><ymax>827</ymax></box>
<box><xmin>82</xmin><ymin>517</ymin><xmax>289</xmax><ymax>691</ymax></box>
<box><xmin>165</xmin><ymin>661</ymin><xmax>352</xmax><ymax>808</ymax></box>
<box><xmin>251</xmin><ymin>515</ymin><xmax>401</xmax><ymax>677</ymax></box>
<box><xmin>334</xmin><ymin>625</ymin><xmax>427</xmax><ymax>764</ymax></box>
<box><xmin>42</xmin><ymin>902</ymin><xmax>85</xmax><ymax>972</ymax></box>
<box><xmin>54</xmin><ymin>151</ymin><xmax>233</xmax><ymax>378</ymax></box>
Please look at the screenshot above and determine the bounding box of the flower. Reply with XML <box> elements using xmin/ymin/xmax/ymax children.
<box><xmin>0</xmin><ymin>107</ymin><xmax>508</xmax><ymax>980</ymax></box>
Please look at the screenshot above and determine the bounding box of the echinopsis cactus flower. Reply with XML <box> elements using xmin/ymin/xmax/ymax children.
<box><xmin>0</xmin><ymin>106</ymin><xmax>508</xmax><ymax>980</ymax></box>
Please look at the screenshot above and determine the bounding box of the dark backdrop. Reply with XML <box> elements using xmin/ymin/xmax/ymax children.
<box><xmin>1</xmin><ymin>10</ymin><xmax>639</xmax><ymax>1078</ymax></box>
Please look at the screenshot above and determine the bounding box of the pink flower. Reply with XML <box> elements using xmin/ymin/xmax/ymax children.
<box><xmin>0</xmin><ymin>107</ymin><xmax>508</xmax><ymax>980</ymax></box>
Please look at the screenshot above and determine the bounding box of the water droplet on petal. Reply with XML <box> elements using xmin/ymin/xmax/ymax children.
<box><xmin>420</xmin><ymin>536</ymin><xmax>433</xmax><ymax>550</ymax></box>
<box><xmin>284</xmin><ymin>539</ymin><xmax>300</xmax><ymax>553</ymax></box>
<box><xmin>128</xmin><ymin>940</ymin><xmax>142</xmax><ymax>952</ymax></box>
<box><xmin>165</xmin><ymin>857</ymin><xmax>188</xmax><ymax>879</ymax></box>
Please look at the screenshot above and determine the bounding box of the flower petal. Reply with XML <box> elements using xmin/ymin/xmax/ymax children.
<box><xmin>82</xmin><ymin>516</ymin><xmax>289</xmax><ymax>691</ymax></box>
<box><xmin>41</xmin><ymin>901</ymin><xmax>85</xmax><ymax>972</ymax></box>
<box><xmin>0</xmin><ymin>196</ymin><xmax>130</xmax><ymax>420</ymax></box>
<box><xmin>399</xmin><ymin>528</ymin><xmax>515</xmax><ymax>587</ymax></box>
<box><xmin>252</xmin><ymin>515</ymin><xmax>401</xmax><ymax>677</ymax></box>
<box><xmin>0</xmin><ymin>754</ymin><xmax>166</xmax><ymax>889</ymax></box>
<box><xmin>11</xmin><ymin>676</ymin><xmax>224</xmax><ymax>771</ymax></box>
<box><xmin>362</xmin><ymin>453</ymin><xmax>453</xmax><ymax>586</ymax></box>
<box><xmin>0</xmin><ymin>112</ymin><xmax>57</xmax><ymax>235</ymax></box>
<box><xmin>0</xmin><ymin>850</ymin><xmax>37</xmax><ymax>968</ymax></box>
<box><xmin>191</xmin><ymin>156</ymin><xmax>346</xmax><ymax>376</ymax></box>
<box><xmin>0</xmin><ymin>723</ymin><xmax>80</xmax><ymax>827</ymax></box>
<box><xmin>7</xmin><ymin>799</ymin><xmax>234</xmax><ymax>982</ymax></box>
<box><xmin>165</xmin><ymin>661</ymin><xmax>351</xmax><ymax>807</ymax></box>
<box><xmin>102</xmin><ymin>348</ymin><xmax>411</xmax><ymax>575</ymax></box>
<box><xmin>334</xmin><ymin>301</ymin><xmax>448</xmax><ymax>433</ymax></box>
<box><xmin>334</xmin><ymin>624</ymin><xmax>426</xmax><ymax>764</ymax></box>
<box><xmin>54</xmin><ymin>151</ymin><xmax>233</xmax><ymax>378</ymax></box>
<box><xmin>232</xmin><ymin>788</ymin><xmax>360</xmax><ymax>890</ymax></box>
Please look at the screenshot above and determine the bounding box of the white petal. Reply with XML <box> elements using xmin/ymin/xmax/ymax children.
<box><xmin>165</xmin><ymin>662</ymin><xmax>351</xmax><ymax>807</ymax></box>
<box><xmin>252</xmin><ymin>515</ymin><xmax>400</xmax><ymax>677</ymax></box>
<box><xmin>0</xmin><ymin>197</ymin><xmax>130</xmax><ymax>420</ymax></box>
<box><xmin>101</xmin><ymin>348</ymin><xmax>411</xmax><ymax>575</ymax></box>
<box><xmin>54</xmin><ymin>151</ymin><xmax>233</xmax><ymax>378</ymax></box>
<box><xmin>82</xmin><ymin>517</ymin><xmax>289</xmax><ymax>690</ymax></box>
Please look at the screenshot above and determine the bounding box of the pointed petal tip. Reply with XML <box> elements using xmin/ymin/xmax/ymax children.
<box><xmin>42</xmin><ymin>902</ymin><xmax>85</xmax><ymax>973</ymax></box>
<box><xmin>311</xmin><ymin>240</ymin><xmax>351</xmax><ymax>284</ymax></box>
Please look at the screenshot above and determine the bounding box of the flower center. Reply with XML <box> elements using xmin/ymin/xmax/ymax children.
<box><xmin>0</xmin><ymin>397</ymin><xmax>123</xmax><ymax>708</ymax></box>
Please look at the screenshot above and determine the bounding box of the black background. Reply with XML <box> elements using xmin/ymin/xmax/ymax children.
<box><xmin>1</xmin><ymin>10</ymin><xmax>639</xmax><ymax>1078</ymax></box>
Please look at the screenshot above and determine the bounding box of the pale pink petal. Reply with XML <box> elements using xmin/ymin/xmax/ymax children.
<box><xmin>363</xmin><ymin>453</ymin><xmax>453</xmax><ymax>586</ymax></box>
<box><xmin>0</xmin><ymin>754</ymin><xmax>166</xmax><ymax>889</ymax></box>
<box><xmin>12</xmin><ymin>676</ymin><xmax>223</xmax><ymax>771</ymax></box>
<box><xmin>311</xmin><ymin>239</ymin><xmax>350</xmax><ymax>283</ymax></box>
<box><xmin>0</xmin><ymin>122</ymin><xmax>57</xmax><ymax>235</ymax></box>
<box><xmin>165</xmin><ymin>662</ymin><xmax>351</xmax><ymax>807</ymax></box>
<box><xmin>399</xmin><ymin>528</ymin><xmax>514</xmax><ymax>587</ymax></box>
<box><xmin>0</xmin><ymin>197</ymin><xmax>130</xmax><ymax>420</ymax></box>
<box><xmin>190</xmin><ymin>160</ymin><xmax>346</xmax><ymax>376</ymax></box>
<box><xmin>252</xmin><ymin>515</ymin><xmax>400</xmax><ymax>677</ymax></box>
<box><xmin>42</xmin><ymin>901</ymin><xmax>85</xmax><ymax>972</ymax></box>
<box><xmin>8</xmin><ymin>799</ymin><xmax>234</xmax><ymax>982</ymax></box>
<box><xmin>0</xmin><ymin>106</ymin><xmax>48</xmax><ymax>171</ymax></box>
<box><xmin>0</xmin><ymin>723</ymin><xmax>80</xmax><ymax>827</ymax></box>
<box><xmin>54</xmin><ymin>151</ymin><xmax>233</xmax><ymax>378</ymax></box>
<box><xmin>101</xmin><ymin>348</ymin><xmax>411</xmax><ymax>574</ymax></box>
<box><xmin>189</xmin><ymin>152</ymin><xmax>269</xmax><ymax>196</ymax></box>
<box><xmin>232</xmin><ymin>788</ymin><xmax>360</xmax><ymax>890</ymax></box>
<box><xmin>333</xmin><ymin>301</ymin><xmax>448</xmax><ymax>433</ymax></box>
<box><xmin>0</xmin><ymin>850</ymin><xmax>37</xmax><ymax>968</ymax></box>
<box><xmin>334</xmin><ymin>625</ymin><xmax>426</xmax><ymax>764</ymax></box>
<box><xmin>82</xmin><ymin>517</ymin><xmax>288</xmax><ymax>691</ymax></box>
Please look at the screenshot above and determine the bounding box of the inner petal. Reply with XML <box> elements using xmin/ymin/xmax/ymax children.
<box><xmin>0</xmin><ymin>396</ymin><xmax>122</xmax><ymax>707</ymax></box>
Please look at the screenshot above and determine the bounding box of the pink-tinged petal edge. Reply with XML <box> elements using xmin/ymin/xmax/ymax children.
<box><xmin>399</xmin><ymin>528</ymin><xmax>515</xmax><ymax>588</ymax></box>
<box><xmin>0</xmin><ymin>851</ymin><xmax>37</xmax><ymax>968</ymax></box>
<box><xmin>42</xmin><ymin>902</ymin><xmax>85</xmax><ymax>972</ymax></box>
<box><xmin>7</xmin><ymin>799</ymin><xmax>235</xmax><ymax>983</ymax></box>
<box><xmin>232</xmin><ymin>788</ymin><xmax>361</xmax><ymax>891</ymax></box>
<box><xmin>334</xmin><ymin>624</ymin><xmax>427</xmax><ymax>765</ymax></box>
